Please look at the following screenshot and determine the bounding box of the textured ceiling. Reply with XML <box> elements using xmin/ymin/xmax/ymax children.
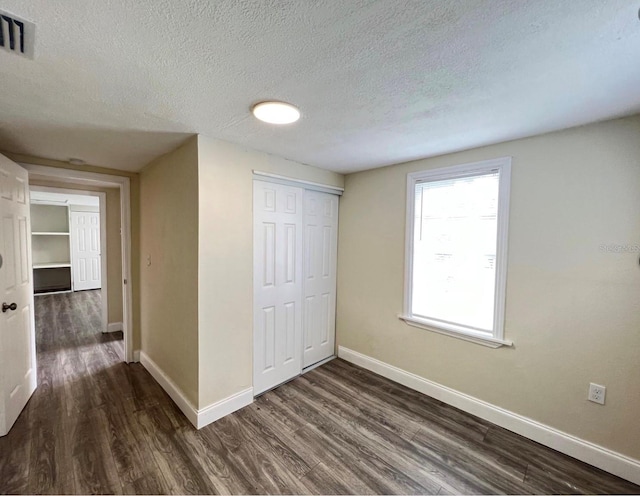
<box><xmin>0</xmin><ymin>0</ymin><xmax>639</xmax><ymax>173</ymax></box>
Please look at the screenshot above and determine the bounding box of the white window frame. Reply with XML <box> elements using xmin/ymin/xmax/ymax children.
<box><xmin>399</xmin><ymin>157</ymin><xmax>513</xmax><ymax>348</ymax></box>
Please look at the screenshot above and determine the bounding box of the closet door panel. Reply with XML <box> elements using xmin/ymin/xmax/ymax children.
<box><xmin>253</xmin><ymin>181</ymin><xmax>304</xmax><ymax>395</ymax></box>
<box><xmin>303</xmin><ymin>191</ymin><xmax>339</xmax><ymax>368</ymax></box>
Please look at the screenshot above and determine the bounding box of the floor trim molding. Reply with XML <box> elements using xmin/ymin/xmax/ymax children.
<box><xmin>139</xmin><ymin>351</ymin><xmax>253</xmax><ymax>429</ymax></box>
<box><xmin>196</xmin><ymin>387</ymin><xmax>254</xmax><ymax>429</ymax></box>
<box><xmin>140</xmin><ymin>351</ymin><xmax>198</xmax><ymax>427</ymax></box>
<box><xmin>338</xmin><ymin>346</ymin><xmax>640</xmax><ymax>485</ymax></box>
<box><xmin>132</xmin><ymin>350</ymin><xmax>140</xmax><ymax>363</ymax></box>
<box><xmin>106</xmin><ymin>322</ymin><xmax>123</xmax><ymax>333</ymax></box>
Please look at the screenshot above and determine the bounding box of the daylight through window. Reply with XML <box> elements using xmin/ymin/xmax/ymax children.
<box><xmin>403</xmin><ymin>158</ymin><xmax>511</xmax><ymax>346</ymax></box>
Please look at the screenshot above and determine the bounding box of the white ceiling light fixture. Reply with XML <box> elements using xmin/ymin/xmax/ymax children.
<box><xmin>252</xmin><ymin>101</ymin><xmax>300</xmax><ymax>125</ymax></box>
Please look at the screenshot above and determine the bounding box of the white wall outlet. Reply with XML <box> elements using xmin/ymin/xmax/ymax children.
<box><xmin>588</xmin><ymin>383</ymin><xmax>606</xmax><ymax>405</ymax></box>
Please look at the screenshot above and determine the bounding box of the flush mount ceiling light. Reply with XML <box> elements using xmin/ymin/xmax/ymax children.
<box><xmin>251</xmin><ymin>101</ymin><xmax>300</xmax><ymax>124</ymax></box>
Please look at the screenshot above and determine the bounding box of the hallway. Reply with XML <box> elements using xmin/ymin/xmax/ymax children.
<box><xmin>0</xmin><ymin>291</ymin><xmax>174</xmax><ymax>493</ymax></box>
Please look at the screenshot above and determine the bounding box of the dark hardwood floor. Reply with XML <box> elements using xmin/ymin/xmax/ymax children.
<box><xmin>1</xmin><ymin>290</ymin><xmax>638</xmax><ymax>494</ymax></box>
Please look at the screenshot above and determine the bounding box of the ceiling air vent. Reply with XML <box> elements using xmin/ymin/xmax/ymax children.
<box><xmin>0</xmin><ymin>10</ymin><xmax>35</xmax><ymax>59</ymax></box>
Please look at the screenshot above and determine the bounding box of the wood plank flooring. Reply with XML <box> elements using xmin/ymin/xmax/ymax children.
<box><xmin>1</xmin><ymin>290</ymin><xmax>638</xmax><ymax>494</ymax></box>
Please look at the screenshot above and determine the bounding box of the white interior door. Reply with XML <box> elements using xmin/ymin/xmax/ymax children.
<box><xmin>71</xmin><ymin>211</ymin><xmax>101</xmax><ymax>291</ymax></box>
<box><xmin>253</xmin><ymin>181</ymin><xmax>304</xmax><ymax>395</ymax></box>
<box><xmin>303</xmin><ymin>191</ymin><xmax>339</xmax><ymax>368</ymax></box>
<box><xmin>0</xmin><ymin>154</ymin><xmax>36</xmax><ymax>437</ymax></box>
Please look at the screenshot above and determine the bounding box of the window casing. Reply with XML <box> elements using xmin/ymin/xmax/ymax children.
<box><xmin>401</xmin><ymin>157</ymin><xmax>512</xmax><ymax>348</ymax></box>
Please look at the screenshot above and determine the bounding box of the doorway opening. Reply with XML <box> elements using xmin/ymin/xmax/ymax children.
<box><xmin>23</xmin><ymin>163</ymin><xmax>133</xmax><ymax>363</ymax></box>
<box><xmin>29</xmin><ymin>186</ymin><xmax>124</xmax><ymax>360</ymax></box>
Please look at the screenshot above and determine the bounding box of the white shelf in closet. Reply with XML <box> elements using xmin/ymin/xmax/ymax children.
<box><xmin>31</xmin><ymin>203</ymin><xmax>73</xmax><ymax>294</ymax></box>
<box><xmin>33</xmin><ymin>262</ymin><xmax>72</xmax><ymax>269</ymax></box>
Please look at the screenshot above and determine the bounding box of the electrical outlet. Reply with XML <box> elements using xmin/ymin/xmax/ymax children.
<box><xmin>588</xmin><ymin>383</ymin><xmax>606</xmax><ymax>405</ymax></box>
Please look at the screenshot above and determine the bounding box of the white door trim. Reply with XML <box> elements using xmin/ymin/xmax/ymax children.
<box><xmin>30</xmin><ymin>185</ymin><xmax>108</xmax><ymax>332</ymax></box>
<box><xmin>20</xmin><ymin>163</ymin><xmax>134</xmax><ymax>363</ymax></box>
<box><xmin>252</xmin><ymin>170</ymin><xmax>344</xmax><ymax>196</ymax></box>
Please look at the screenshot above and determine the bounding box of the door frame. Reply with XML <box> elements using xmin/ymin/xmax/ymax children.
<box><xmin>30</xmin><ymin>185</ymin><xmax>108</xmax><ymax>331</ymax></box>
<box><xmin>21</xmin><ymin>163</ymin><xmax>134</xmax><ymax>363</ymax></box>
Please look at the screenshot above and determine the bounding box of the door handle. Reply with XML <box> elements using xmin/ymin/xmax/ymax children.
<box><xmin>2</xmin><ymin>302</ymin><xmax>17</xmax><ymax>313</ymax></box>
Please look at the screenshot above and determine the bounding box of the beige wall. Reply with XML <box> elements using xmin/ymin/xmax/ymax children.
<box><xmin>105</xmin><ymin>189</ymin><xmax>123</xmax><ymax>323</ymax></box>
<box><xmin>197</xmin><ymin>135</ymin><xmax>344</xmax><ymax>407</ymax></box>
<box><xmin>140</xmin><ymin>137</ymin><xmax>200</xmax><ymax>405</ymax></box>
<box><xmin>336</xmin><ymin>115</ymin><xmax>640</xmax><ymax>460</ymax></box>
<box><xmin>29</xmin><ymin>179</ymin><xmax>123</xmax><ymax>324</ymax></box>
<box><xmin>6</xmin><ymin>137</ymin><xmax>343</xmax><ymax>410</ymax></box>
<box><xmin>5</xmin><ymin>152</ymin><xmax>141</xmax><ymax>349</ymax></box>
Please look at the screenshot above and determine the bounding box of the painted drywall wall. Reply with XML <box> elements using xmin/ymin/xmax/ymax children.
<box><xmin>140</xmin><ymin>137</ymin><xmax>199</xmax><ymax>405</ymax></box>
<box><xmin>336</xmin><ymin>115</ymin><xmax>640</xmax><ymax>460</ymax></box>
<box><xmin>5</xmin><ymin>152</ymin><xmax>141</xmax><ymax>349</ymax></box>
<box><xmin>197</xmin><ymin>135</ymin><xmax>344</xmax><ymax>408</ymax></box>
<box><xmin>105</xmin><ymin>189</ymin><xmax>123</xmax><ymax>324</ymax></box>
<box><xmin>29</xmin><ymin>179</ymin><xmax>123</xmax><ymax>324</ymax></box>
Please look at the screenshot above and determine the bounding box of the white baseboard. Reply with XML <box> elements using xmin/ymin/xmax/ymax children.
<box><xmin>338</xmin><ymin>346</ymin><xmax>640</xmax><ymax>486</ymax></box>
<box><xmin>139</xmin><ymin>351</ymin><xmax>253</xmax><ymax>429</ymax></box>
<box><xmin>106</xmin><ymin>322</ymin><xmax>123</xmax><ymax>333</ymax></box>
<box><xmin>132</xmin><ymin>350</ymin><xmax>140</xmax><ymax>363</ymax></box>
<box><xmin>196</xmin><ymin>387</ymin><xmax>254</xmax><ymax>429</ymax></box>
<box><xmin>140</xmin><ymin>351</ymin><xmax>198</xmax><ymax>427</ymax></box>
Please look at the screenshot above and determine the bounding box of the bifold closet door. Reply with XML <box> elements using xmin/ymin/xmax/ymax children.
<box><xmin>302</xmin><ymin>191</ymin><xmax>339</xmax><ymax>368</ymax></box>
<box><xmin>253</xmin><ymin>181</ymin><xmax>304</xmax><ymax>395</ymax></box>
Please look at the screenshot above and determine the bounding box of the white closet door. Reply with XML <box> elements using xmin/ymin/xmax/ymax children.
<box><xmin>253</xmin><ymin>181</ymin><xmax>304</xmax><ymax>395</ymax></box>
<box><xmin>302</xmin><ymin>190</ymin><xmax>339</xmax><ymax>368</ymax></box>
<box><xmin>71</xmin><ymin>211</ymin><xmax>101</xmax><ymax>291</ymax></box>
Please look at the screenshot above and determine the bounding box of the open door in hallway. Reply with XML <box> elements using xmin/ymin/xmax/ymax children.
<box><xmin>0</xmin><ymin>154</ymin><xmax>36</xmax><ymax>437</ymax></box>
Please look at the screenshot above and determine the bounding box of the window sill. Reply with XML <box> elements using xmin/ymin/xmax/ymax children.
<box><xmin>398</xmin><ymin>315</ymin><xmax>513</xmax><ymax>349</ymax></box>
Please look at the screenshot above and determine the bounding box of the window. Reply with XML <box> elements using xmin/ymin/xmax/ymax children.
<box><xmin>401</xmin><ymin>157</ymin><xmax>512</xmax><ymax>348</ymax></box>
